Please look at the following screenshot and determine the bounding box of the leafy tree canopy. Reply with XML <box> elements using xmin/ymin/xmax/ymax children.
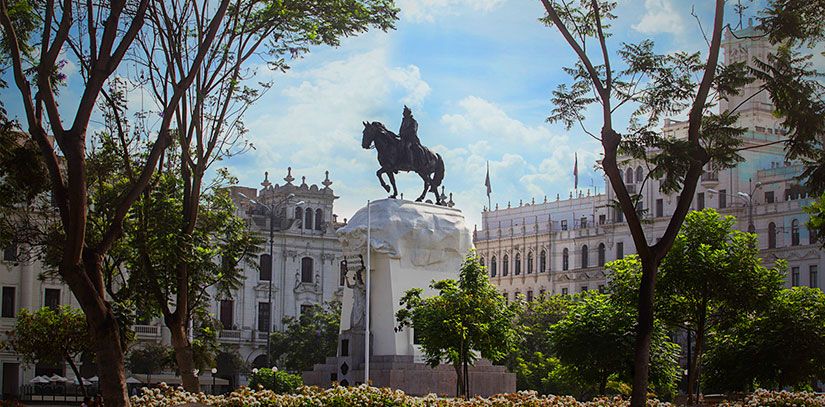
<box><xmin>269</xmin><ymin>301</ymin><xmax>341</xmax><ymax>373</ymax></box>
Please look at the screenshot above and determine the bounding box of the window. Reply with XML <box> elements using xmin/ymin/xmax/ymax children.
<box><xmin>560</xmin><ymin>220</ymin><xmax>568</xmax><ymax>231</ymax></box>
<box><xmin>480</xmin><ymin>257</ymin><xmax>485</xmax><ymax>267</ymax></box>
<box><xmin>503</xmin><ymin>292</ymin><xmax>508</xmax><ymax>302</ymax></box>
<box><xmin>561</xmin><ymin>287</ymin><xmax>569</xmax><ymax>295</ymax></box>
<box><xmin>295</xmin><ymin>207</ymin><xmax>302</xmax><ymax>221</ymax></box>
<box><xmin>301</xmin><ymin>257</ymin><xmax>314</xmax><ymax>283</ymax></box>
<box><xmin>581</xmin><ymin>245</ymin><xmax>589</xmax><ymax>269</ymax></box>
<box><xmin>503</xmin><ymin>255</ymin><xmax>509</xmax><ymax>276</ymax></box>
<box><xmin>304</xmin><ymin>208</ymin><xmax>313</xmax><ymax>230</ymax></box>
<box><xmin>1</xmin><ymin>287</ymin><xmax>14</xmax><ymax>318</ymax></box>
<box><xmin>810</xmin><ymin>226</ymin><xmax>818</xmax><ymax>245</ymax></box>
<box><xmin>580</xmin><ymin>217</ymin><xmax>588</xmax><ymax>229</ymax></box>
<box><xmin>220</xmin><ymin>300</ymin><xmax>234</xmax><ymax>330</ymax></box>
<box><xmin>697</xmin><ymin>192</ymin><xmax>705</xmax><ymax>210</ymax></box>
<box><xmin>44</xmin><ymin>288</ymin><xmax>60</xmax><ymax>309</ymax></box>
<box><xmin>792</xmin><ymin>267</ymin><xmax>800</xmax><ymax>286</ymax></box>
<box><xmin>625</xmin><ymin>168</ymin><xmax>634</xmax><ymax>184</ymax></box>
<box><xmin>616</xmin><ymin>242</ymin><xmax>624</xmax><ymax>259</ymax></box>
<box><xmin>791</xmin><ymin>219</ymin><xmax>800</xmax><ymax>246</ymax></box>
<box><xmin>491</xmin><ymin>256</ymin><xmax>497</xmax><ymax>277</ymax></box>
<box><xmin>300</xmin><ymin>304</ymin><xmax>312</xmax><ymax>315</ymax></box>
<box><xmin>526</xmin><ymin>291</ymin><xmax>534</xmax><ymax>302</ymax></box>
<box><xmin>514</xmin><ymin>253</ymin><xmax>521</xmax><ymax>275</ymax></box>
<box><xmin>257</xmin><ymin>302</ymin><xmax>271</xmax><ymax>332</ymax></box>
<box><xmin>3</xmin><ymin>243</ymin><xmax>17</xmax><ymax>262</ymax></box>
<box><xmin>341</xmin><ymin>339</ymin><xmax>350</xmax><ymax>356</ymax></box>
<box><xmin>562</xmin><ymin>249</ymin><xmax>569</xmax><ymax>271</ymax></box>
<box><xmin>259</xmin><ymin>254</ymin><xmax>272</xmax><ymax>281</ymax></box>
<box><xmin>765</xmin><ymin>191</ymin><xmax>775</xmax><ymax>204</ymax></box>
<box><xmin>635</xmin><ymin>166</ymin><xmax>643</xmax><ymax>183</ymax></box>
<box><xmin>768</xmin><ymin>222</ymin><xmax>777</xmax><ymax>249</ymax></box>
<box><xmin>615</xmin><ymin>207</ymin><xmax>624</xmax><ymax>223</ymax></box>
<box><xmin>655</xmin><ymin>199</ymin><xmax>663</xmax><ymax>217</ymax></box>
<box><xmin>719</xmin><ymin>189</ymin><xmax>727</xmax><ymax>209</ymax></box>
<box><xmin>810</xmin><ymin>265</ymin><xmax>819</xmax><ymax>289</ymax></box>
<box><xmin>598</xmin><ymin>243</ymin><xmax>606</xmax><ymax>267</ymax></box>
<box><xmin>315</xmin><ymin>209</ymin><xmax>324</xmax><ymax>231</ymax></box>
<box><xmin>580</xmin><ymin>286</ymin><xmax>588</xmax><ymax>292</ymax></box>
<box><xmin>540</xmin><ymin>250</ymin><xmax>547</xmax><ymax>273</ymax></box>
<box><xmin>339</xmin><ymin>260</ymin><xmax>347</xmax><ymax>286</ymax></box>
<box><xmin>527</xmin><ymin>252</ymin><xmax>533</xmax><ymax>274</ymax></box>
<box><xmin>599</xmin><ymin>214</ymin><xmax>606</xmax><ymax>225</ymax></box>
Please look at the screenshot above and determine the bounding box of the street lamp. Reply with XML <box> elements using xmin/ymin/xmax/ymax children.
<box><xmin>708</xmin><ymin>180</ymin><xmax>762</xmax><ymax>233</ymax></box>
<box><xmin>211</xmin><ymin>367</ymin><xmax>217</xmax><ymax>395</ymax></box>
<box><xmin>238</xmin><ymin>192</ymin><xmax>304</xmax><ymax>366</ymax></box>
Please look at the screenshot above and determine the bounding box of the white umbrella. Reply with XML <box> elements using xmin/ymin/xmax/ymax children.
<box><xmin>87</xmin><ymin>376</ymin><xmax>99</xmax><ymax>382</ymax></box>
<box><xmin>49</xmin><ymin>374</ymin><xmax>68</xmax><ymax>383</ymax></box>
<box><xmin>74</xmin><ymin>377</ymin><xmax>93</xmax><ymax>386</ymax></box>
<box><xmin>29</xmin><ymin>376</ymin><xmax>50</xmax><ymax>384</ymax></box>
<box><xmin>125</xmin><ymin>376</ymin><xmax>142</xmax><ymax>384</ymax></box>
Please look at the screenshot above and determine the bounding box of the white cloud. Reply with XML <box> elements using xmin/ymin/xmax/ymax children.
<box><xmin>397</xmin><ymin>0</ymin><xmax>504</xmax><ymax>23</ymax></box>
<box><xmin>441</xmin><ymin>96</ymin><xmax>565</xmax><ymax>145</ymax></box>
<box><xmin>632</xmin><ymin>0</ymin><xmax>686</xmax><ymax>36</ymax></box>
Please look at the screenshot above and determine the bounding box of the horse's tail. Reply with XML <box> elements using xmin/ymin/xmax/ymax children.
<box><xmin>432</xmin><ymin>153</ymin><xmax>445</xmax><ymax>188</ymax></box>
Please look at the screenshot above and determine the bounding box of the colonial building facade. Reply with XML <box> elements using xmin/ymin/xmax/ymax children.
<box><xmin>474</xmin><ymin>28</ymin><xmax>823</xmax><ymax>300</ymax></box>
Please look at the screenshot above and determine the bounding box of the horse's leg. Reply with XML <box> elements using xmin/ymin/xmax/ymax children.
<box><xmin>429</xmin><ymin>173</ymin><xmax>442</xmax><ymax>205</ymax></box>
<box><xmin>387</xmin><ymin>171</ymin><xmax>398</xmax><ymax>198</ymax></box>
<box><xmin>376</xmin><ymin>169</ymin><xmax>390</xmax><ymax>193</ymax></box>
<box><xmin>416</xmin><ymin>172</ymin><xmax>430</xmax><ymax>202</ymax></box>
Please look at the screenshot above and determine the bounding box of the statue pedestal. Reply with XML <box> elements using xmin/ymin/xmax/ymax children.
<box><xmin>303</xmin><ymin>199</ymin><xmax>515</xmax><ymax>396</ymax></box>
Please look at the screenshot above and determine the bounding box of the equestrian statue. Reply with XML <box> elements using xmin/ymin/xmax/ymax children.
<box><xmin>361</xmin><ymin>106</ymin><xmax>446</xmax><ymax>205</ymax></box>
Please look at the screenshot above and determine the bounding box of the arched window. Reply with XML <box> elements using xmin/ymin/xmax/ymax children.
<box><xmin>562</xmin><ymin>248</ymin><xmax>569</xmax><ymax>271</ymax></box>
<box><xmin>503</xmin><ymin>255</ymin><xmax>510</xmax><ymax>276</ymax></box>
<box><xmin>540</xmin><ymin>250</ymin><xmax>547</xmax><ymax>272</ymax></box>
<box><xmin>598</xmin><ymin>243</ymin><xmax>606</xmax><ymax>266</ymax></box>
<box><xmin>259</xmin><ymin>254</ymin><xmax>272</xmax><ymax>281</ymax></box>
<box><xmin>295</xmin><ymin>207</ymin><xmax>302</xmax><ymax>221</ymax></box>
<box><xmin>768</xmin><ymin>222</ymin><xmax>777</xmax><ymax>249</ymax></box>
<box><xmin>315</xmin><ymin>209</ymin><xmax>324</xmax><ymax>231</ymax></box>
<box><xmin>581</xmin><ymin>245</ymin><xmax>589</xmax><ymax>269</ymax></box>
<box><xmin>515</xmin><ymin>253</ymin><xmax>521</xmax><ymax>275</ymax></box>
<box><xmin>304</xmin><ymin>208</ymin><xmax>313</xmax><ymax>230</ymax></box>
<box><xmin>301</xmin><ymin>257</ymin><xmax>313</xmax><ymax>283</ymax></box>
<box><xmin>527</xmin><ymin>252</ymin><xmax>534</xmax><ymax>274</ymax></box>
<box><xmin>491</xmin><ymin>256</ymin><xmax>497</xmax><ymax>277</ymax></box>
<box><xmin>635</xmin><ymin>166</ymin><xmax>643</xmax><ymax>183</ymax></box>
<box><xmin>791</xmin><ymin>219</ymin><xmax>800</xmax><ymax>246</ymax></box>
<box><xmin>625</xmin><ymin>168</ymin><xmax>634</xmax><ymax>184</ymax></box>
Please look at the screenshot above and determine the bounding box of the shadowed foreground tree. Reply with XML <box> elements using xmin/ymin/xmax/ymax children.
<box><xmin>4</xmin><ymin>306</ymin><xmax>93</xmax><ymax>396</ymax></box>
<box><xmin>396</xmin><ymin>252</ymin><xmax>519</xmax><ymax>399</ymax></box>
<box><xmin>537</xmin><ymin>1</ymin><xmax>824</xmax><ymax>404</ymax></box>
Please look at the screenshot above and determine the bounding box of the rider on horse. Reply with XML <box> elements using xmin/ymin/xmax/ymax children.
<box><xmin>399</xmin><ymin>105</ymin><xmax>420</xmax><ymax>169</ymax></box>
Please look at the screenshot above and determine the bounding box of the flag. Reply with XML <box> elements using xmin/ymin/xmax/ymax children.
<box><xmin>485</xmin><ymin>161</ymin><xmax>492</xmax><ymax>197</ymax></box>
<box><xmin>573</xmin><ymin>153</ymin><xmax>579</xmax><ymax>190</ymax></box>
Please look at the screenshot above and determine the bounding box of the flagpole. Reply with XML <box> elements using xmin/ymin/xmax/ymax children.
<box><xmin>365</xmin><ymin>200</ymin><xmax>371</xmax><ymax>385</ymax></box>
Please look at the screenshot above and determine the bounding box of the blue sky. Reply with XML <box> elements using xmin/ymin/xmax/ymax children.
<box><xmin>1</xmin><ymin>0</ymin><xmax>763</xmax><ymax>228</ymax></box>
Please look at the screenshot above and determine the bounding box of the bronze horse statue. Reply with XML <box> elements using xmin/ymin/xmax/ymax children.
<box><xmin>361</xmin><ymin>121</ymin><xmax>445</xmax><ymax>205</ymax></box>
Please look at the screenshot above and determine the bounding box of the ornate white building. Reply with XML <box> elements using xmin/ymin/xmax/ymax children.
<box><xmin>474</xmin><ymin>28</ymin><xmax>823</xmax><ymax>299</ymax></box>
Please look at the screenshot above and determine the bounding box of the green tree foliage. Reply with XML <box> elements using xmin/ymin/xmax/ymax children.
<box><xmin>549</xmin><ymin>293</ymin><xmax>680</xmax><ymax>399</ymax></box>
<box><xmin>805</xmin><ymin>193</ymin><xmax>825</xmax><ymax>248</ymax></box>
<box><xmin>396</xmin><ymin>252</ymin><xmax>519</xmax><ymax>398</ymax></box>
<box><xmin>127</xmin><ymin>342</ymin><xmax>173</xmax><ymax>378</ymax></box>
<box><xmin>4</xmin><ymin>306</ymin><xmax>93</xmax><ymax>396</ymax></box>
<box><xmin>248</xmin><ymin>368</ymin><xmax>303</xmax><ymax>394</ymax></box>
<box><xmin>704</xmin><ymin>287</ymin><xmax>825</xmax><ymax>391</ymax></box>
<box><xmin>508</xmin><ymin>294</ymin><xmax>574</xmax><ymax>395</ymax></box>
<box><xmin>269</xmin><ymin>301</ymin><xmax>341</xmax><ymax>373</ymax></box>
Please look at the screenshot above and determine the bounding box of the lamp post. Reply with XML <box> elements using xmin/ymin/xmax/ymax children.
<box><xmin>365</xmin><ymin>200</ymin><xmax>371</xmax><ymax>385</ymax></box>
<box><xmin>708</xmin><ymin>179</ymin><xmax>762</xmax><ymax>233</ymax></box>
<box><xmin>211</xmin><ymin>367</ymin><xmax>217</xmax><ymax>395</ymax></box>
<box><xmin>238</xmin><ymin>192</ymin><xmax>304</xmax><ymax>366</ymax></box>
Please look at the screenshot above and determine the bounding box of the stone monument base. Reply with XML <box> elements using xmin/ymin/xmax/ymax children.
<box><xmin>302</xmin><ymin>355</ymin><xmax>515</xmax><ymax>397</ymax></box>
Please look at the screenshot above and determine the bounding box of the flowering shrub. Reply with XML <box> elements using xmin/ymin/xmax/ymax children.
<box><xmin>129</xmin><ymin>383</ymin><xmax>825</xmax><ymax>407</ymax></box>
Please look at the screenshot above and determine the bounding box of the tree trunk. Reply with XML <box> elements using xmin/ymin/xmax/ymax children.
<box><xmin>453</xmin><ymin>363</ymin><xmax>463</xmax><ymax>398</ymax></box>
<box><xmin>599</xmin><ymin>374</ymin><xmax>608</xmax><ymax>395</ymax></box>
<box><xmin>169</xmin><ymin>320</ymin><xmax>200</xmax><ymax>392</ymax></box>
<box><xmin>463</xmin><ymin>355</ymin><xmax>469</xmax><ymax>399</ymax></box>
<box><xmin>66</xmin><ymin>354</ymin><xmax>87</xmax><ymax>397</ymax></box>
<box><xmin>92</xmin><ymin>317</ymin><xmax>129</xmax><ymax>407</ymax></box>
<box><xmin>688</xmin><ymin>316</ymin><xmax>706</xmax><ymax>404</ymax></box>
<box><xmin>630</xmin><ymin>258</ymin><xmax>657</xmax><ymax>407</ymax></box>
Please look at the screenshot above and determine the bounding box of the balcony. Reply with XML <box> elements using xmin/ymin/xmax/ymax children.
<box><xmin>701</xmin><ymin>171</ymin><xmax>719</xmax><ymax>186</ymax></box>
<box><xmin>133</xmin><ymin>324</ymin><xmax>161</xmax><ymax>339</ymax></box>
<box><xmin>219</xmin><ymin>329</ymin><xmax>242</xmax><ymax>341</ymax></box>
